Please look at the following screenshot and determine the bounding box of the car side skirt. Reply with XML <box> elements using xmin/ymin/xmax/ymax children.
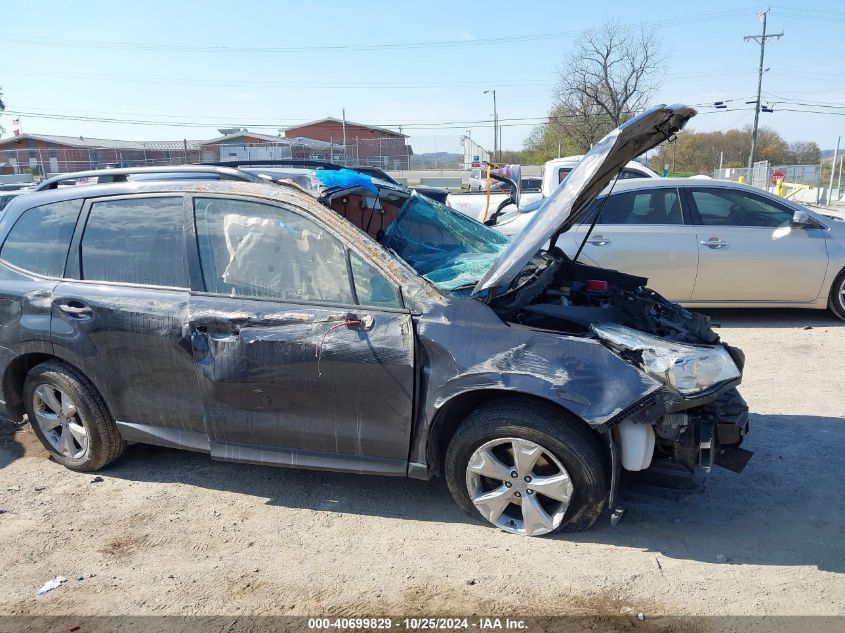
<box><xmin>208</xmin><ymin>440</ymin><xmax>408</xmax><ymax>476</ymax></box>
<box><xmin>681</xmin><ymin>299</ymin><xmax>828</xmax><ymax>309</ymax></box>
<box><xmin>116</xmin><ymin>421</ymin><xmax>409</xmax><ymax>476</ymax></box>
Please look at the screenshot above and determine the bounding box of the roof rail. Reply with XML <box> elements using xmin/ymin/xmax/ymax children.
<box><xmin>203</xmin><ymin>159</ymin><xmax>345</xmax><ymax>171</ymax></box>
<box><xmin>34</xmin><ymin>165</ymin><xmax>265</xmax><ymax>191</ymax></box>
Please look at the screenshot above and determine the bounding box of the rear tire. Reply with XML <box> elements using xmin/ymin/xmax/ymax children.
<box><xmin>829</xmin><ymin>268</ymin><xmax>845</xmax><ymax>321</ymax></box>
<box><xmin>445</xmin><ymin>398</ymin><xmax>607</xmax><ymax>535</ymax></box>
<box><xmin>24</xmin><ymin>360</ymin><xmax>124</xmax><ymax>472</ymax></box>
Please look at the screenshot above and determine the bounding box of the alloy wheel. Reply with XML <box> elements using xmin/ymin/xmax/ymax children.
<box><xmin>32</xmin><ymin>384</ymin><xmax>88</xmax><ymax>459</ymax></box>
<box><xmin>465</xmin><ymin>437</ymin><xmax>574</xmax><ymax>536</ymax></box>
<box><xmin>839</xmin><ymin>278</ymin><xmax>845</xmax><ymax>311</ymax></box>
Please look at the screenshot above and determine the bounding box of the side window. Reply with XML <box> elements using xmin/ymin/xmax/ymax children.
<box><xmin>349</xmin><ymin>250</ymin><xmax>402</xmax><ymax>309</ymax></box>
<box><xmin>596</xmin><ymin>189</ymin><xmax>683</xmax><ymax>225</ymax></box>
<box><xmin>690</xmin><ymin>189</ymin><xmax>794</xmax><ymax>227</ymax></box>
<box><xmin>194</xmin><ymin>197</ymin><xmax>356</xmax><ymax>305</ymax></box>
<box><xmin>619</xmin><ymin>168</ymin><xmax>646</xmax><ymax>180</ymax></box>
<box><xmin>81</xmin><ymin>197</ymin><xmax>188</xmax><ymax>287</ymax></box>
<box><xmin>0</xmin><ymin>199</ymin><xmax>82</xmax><ymax>277</ymax></box>
<box><xmin>558</xmin><ymin>168</ymin><xmax>573</xmax><ymax>184</ymax></box>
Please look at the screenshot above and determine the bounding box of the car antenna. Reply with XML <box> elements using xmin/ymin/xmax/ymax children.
<box><xmin>570</xmin><ymin>171</ymin><xmax>622</xmax><ymax>268</ymax></box>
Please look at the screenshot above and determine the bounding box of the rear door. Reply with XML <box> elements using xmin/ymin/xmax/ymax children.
<box><xmin>557</xmin><ymin>187</ymin><xmax>699</xmax><ymax>301</ymax></box>
<box><xmin>51</xmin><ymin>195</ymin><xmax>206</xmax><ymax>438</ymax></box>
<box><xmin>188</xmin><ymin>195</ymin><xmax>415</xmax><ymax>472</ymax></box>
<box><xmin>686</xmin><ymin>187</ymin><xmax>829</xmax><ymax>302</ymax></box>
<box><xmin>0</xmin><ymin>199</ymin><xmax>83</xmax><ymax>370</ymax></box>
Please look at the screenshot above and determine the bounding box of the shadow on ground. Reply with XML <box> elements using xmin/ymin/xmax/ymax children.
<box><xmin>0</xmin><ymin>417</ymin><xmax>24</xmax><ymax>470</ymax></box>
<box><xmin>97</xmin><ymin>411</ymin><xmax>845</xmax><ymax>573</ymax></box>
<box><xmin>699</xmin><ymin>307</ymin><xmax>844</xmax><ymax>329</ymax></box>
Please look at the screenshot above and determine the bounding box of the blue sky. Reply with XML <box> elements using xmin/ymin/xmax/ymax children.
<box><xmin>1</xmin><ymin>1</ymin><xmax>843</xmax><ymax>154</ymax></box>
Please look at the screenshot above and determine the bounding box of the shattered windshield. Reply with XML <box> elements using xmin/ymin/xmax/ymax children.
<box><xmin>380</xmin><ymin>192</ymin><xmax>510</xmax><ymax>293</ymax></box>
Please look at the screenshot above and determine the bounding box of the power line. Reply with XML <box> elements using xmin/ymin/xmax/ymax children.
<box><xmin>0</xmin><ymin>67</ymin><xmax>549</xmax><ymax>90</ymax></box>
<box><xmin>0</xmin><ymin>9</ymin><xmax>757</xmax><ymax>55</ymax></box>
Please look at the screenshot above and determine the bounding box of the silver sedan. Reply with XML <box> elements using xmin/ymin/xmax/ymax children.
<box><xmin>541</xmin><ymin>179</ymin><xmax>845</xmax><ymax>320</ymax></box>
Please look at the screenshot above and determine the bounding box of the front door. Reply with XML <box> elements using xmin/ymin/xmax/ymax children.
<box><xmin>686</xmin><ymin>187</ymin><xmax>830</xmax><ymax>302</ymax></box>
<box><xmin>188</xmin><ymin>195</ymin><xmax>415</xmax><ymax>473</ymax></box>
<box><xmin>558</xmin><ymin>187</ymin><xmax>699</xmax><ymax>301</ymax></box>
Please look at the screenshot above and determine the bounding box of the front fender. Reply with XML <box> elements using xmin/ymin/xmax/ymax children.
<box><xmin>431</xmin><ymin>338</ymin><xmax>662</xmax><ymax>427</ymax></box>
<box><xmin>408</xmin><ymin>298</ymin><xmax>663</xmax><ymax>470</ymax></box>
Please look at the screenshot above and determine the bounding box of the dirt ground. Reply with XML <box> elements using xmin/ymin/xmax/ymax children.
<box><xmin>0</xmin><ymin>308</ymin><xmax>843</xmax><ymax>624</ymax></box>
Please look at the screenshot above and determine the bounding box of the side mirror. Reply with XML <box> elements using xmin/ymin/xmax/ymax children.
<box><xmin>791</xmin><ymin>210</ymin><xmax>814</xmax><ymax>228</ymax></box>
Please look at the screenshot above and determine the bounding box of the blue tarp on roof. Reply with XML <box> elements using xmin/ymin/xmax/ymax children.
<box><xmin>315</xmin><ymin>168</ymin><xmax>378</xmax><ymax>194</ymax></box>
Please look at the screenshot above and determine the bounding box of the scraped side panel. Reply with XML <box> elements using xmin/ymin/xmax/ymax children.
<box><xmin>189</xmin><ymin>296</ymin><xmax>415</xmax><ymax>462</ymax></box>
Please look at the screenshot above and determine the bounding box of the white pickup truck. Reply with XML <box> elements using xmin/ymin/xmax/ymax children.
<box><xmin>447</xmin><ymin>156</ymin><xmax>659</xmax><ymax>227</ymax></box>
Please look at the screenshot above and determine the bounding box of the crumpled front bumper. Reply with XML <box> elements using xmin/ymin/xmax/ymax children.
<box><xmin>655</xmin><ymin>386</ymin><xmax>751</xmax><ymax>473</ymax></box>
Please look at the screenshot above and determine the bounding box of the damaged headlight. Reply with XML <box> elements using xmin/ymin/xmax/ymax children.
<box><xmin>590</xmin><ymin>324</ymin><xmax>740</xmax><ymax>395</ymax></box>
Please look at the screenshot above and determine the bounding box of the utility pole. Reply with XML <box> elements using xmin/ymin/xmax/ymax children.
<box><xmin>828</xmin><ymin>136</ymin><xmax>840</xmax><ymax>205</ymax></box>
<box><xmin>341</xmin><ymin>108</ymin><xmax>347</xmax><ymax>165</ymax></box>
<box><xmin>484</xmin><ymin>89</ymin><xmax>497</xmax><ymax>162</ymax></box>
<box><xmin>744</xmin><ymin>9</ymin><xmax>783</xmax><ymax>173</ymax></box>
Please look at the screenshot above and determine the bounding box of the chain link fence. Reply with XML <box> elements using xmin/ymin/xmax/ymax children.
<box><xmin>0</xmin><ymin>137</ymin><xmax>414</xmax><ymax>179</ymax></box>
<box><xmin>713</xmin><ymin>163</ymin><xmax>823</xmax><ymax>187</ymax></box>
<box><xmin>713</xmin><ymin>162</ymin><xmax>827</xmax><ymax>203</ymax></box>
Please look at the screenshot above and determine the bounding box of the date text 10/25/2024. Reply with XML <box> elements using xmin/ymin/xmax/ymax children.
<box><xmin>307</xmin><ymin>617</ymin><xmax>528</xmax><ymax>630</ymax></box>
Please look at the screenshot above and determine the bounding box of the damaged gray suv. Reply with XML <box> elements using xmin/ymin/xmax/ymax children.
<box><xmin>0</xmin><ymin>105</ymin><xmax>749</xmax><ymax>536</ymax></box>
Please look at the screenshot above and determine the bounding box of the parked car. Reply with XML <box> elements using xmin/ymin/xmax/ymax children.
<box><xmin>0</xmin><ymin>191</ymin><xmax>27</xmax><ymax>211</ymax></box>
<box><xmin>541</xmin><ymin>156</ymin><xmax>660</xmax><ymax>198</ymax></box>
<box><xmin>448</xmin><ymin>175</ymin><xmax>544</xmax><ymax>220</ymax></box>
<box><xmin>0</xmin><ymin>104</ymin><xmax>751</xmax><ymax>536</ymax></box>
<box><xmin>448</xmin><ymin>157</ymin><xmax>658</xmax><ymax>223</ymax></box>
<box><xmin>552</xmin><ymin>179</ymin><xmax>845</xmax><ymax>320</ymax></box>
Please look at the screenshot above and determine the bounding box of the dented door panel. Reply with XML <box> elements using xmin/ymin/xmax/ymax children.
<box><xmin>51</xmin><ymin>282</ymin><xmax>204</xmax><ymax>433</ymax></box>
<box><xmin>188</xmin><ymin>295</ymin><xmax>415</xmax><ymax>462</ymax></box>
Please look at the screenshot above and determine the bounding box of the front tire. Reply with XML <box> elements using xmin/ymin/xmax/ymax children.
<box><xmin>24</xmin><ymin>360</ymin><xmax>124</xmax><ymax>472</ymax></box>
<box><xmin>445</xmin><ymin>398</ymin><xmax>607</xmax><ymax>536</ymax></box>
<box><xmin>829</xmin><ymin>269</ymin><xmax>845</xmax><ymax>321</ymax></box>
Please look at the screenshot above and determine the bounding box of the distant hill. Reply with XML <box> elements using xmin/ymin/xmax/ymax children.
<box><xmin>410</xmin><ymin>152</ymin><xmax>463</xmax><ymax>169</ymax></box>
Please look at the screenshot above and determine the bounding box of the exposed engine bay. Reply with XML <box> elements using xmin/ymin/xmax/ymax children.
<box><xmin>487</xmin><ymin>250</ymin><xmax>751</xmax><ymax>478</ymax></box>
<box><xmin>489</xmin><ymin>250</ymin><xmax>718</xmax><ymax>345</ymax></box>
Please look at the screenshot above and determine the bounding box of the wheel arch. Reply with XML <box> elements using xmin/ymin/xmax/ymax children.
<box><xmin>423</xmin><ymin>388</ymin><xmax>608</xmax><ymax>477</ymax></box>
<box><xmin>2</xmin><ymin>352</ymin><xmax>104</xmax><ymax>422</ymax></box>
<box><xmin>3</xmin><ymin>352</ymin><xmax>57</xmax><ymax>422</ymax></box>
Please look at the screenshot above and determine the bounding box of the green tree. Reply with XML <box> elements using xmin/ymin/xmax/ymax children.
<box><xmin>649</xmin><ymin>126</ymin><xmax>790</xmax><ymax>175</ymax></box>
<box><xmin>785</xmin><ymin>141</ymin><xmax>822</xmax><ymax>165</ymax></box>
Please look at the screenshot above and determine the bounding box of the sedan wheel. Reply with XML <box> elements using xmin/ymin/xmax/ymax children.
<box><xmin>829</xmin><ymin>269</ymin><xmax>845</xmax><ymax>321</ymax></box>
<box><xmin>32</xmin><ymin>384</ymin><xmax>88</xmax><ymax>459</ymax></box>
<box><xmin>466</xmin><ymin>437</ymin><xmax>574</xmax><ymax>536</ymax></box>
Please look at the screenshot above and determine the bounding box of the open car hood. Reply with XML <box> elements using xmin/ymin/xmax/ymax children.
<box><xmin>473</xmin><ymin>104</ymin><xmax>697</xmax><ymax>295</ymax></box>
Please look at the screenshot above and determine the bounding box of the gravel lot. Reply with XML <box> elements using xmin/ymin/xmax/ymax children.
<box><xmin>0</xmin><ymin>308</ymin><xmax>843</xmax><ymax>624</ymax></box>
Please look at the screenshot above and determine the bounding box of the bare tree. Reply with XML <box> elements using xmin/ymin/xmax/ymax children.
<box><xmin>553</xmin><ymin>21</ymin><xmax>665</xmax><ymax>151</ymax></box>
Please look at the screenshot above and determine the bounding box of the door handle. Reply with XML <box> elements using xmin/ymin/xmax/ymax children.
<box><xmin>346</xmin><ymin>313</ymin><xmax>375</xmax><ymax>331</ymax></box>
<box><xmin>193</xmin><ymin>318</ymin><xmax>240</xmax><ymax>338</ymax></box>
<box><xmin>57</xmin><ymin>301</ymin><xmax>92</xmax><ymax>319</ymax></box>
<box><xmin>587</xmin><ymin>235</ymin><xmax>611</xmax><ymax>246</ymax></box>
<box><xmin>700</xmin><ymin>238</ymin><xmax>728</xmax><ymax>249</ymax></box>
